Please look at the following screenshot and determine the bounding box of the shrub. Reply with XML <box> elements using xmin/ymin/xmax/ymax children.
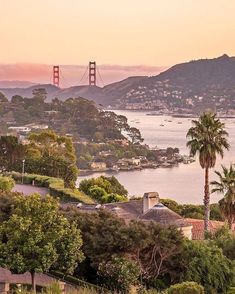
<box><xmin>181</xmin><ymin>241</ymin><xmax>234</xmax><ymax>293</ymax></box>
<box><xmin>0</xmin><ymin>176</ymin><xmax>15</xmax><ymax>191</ymax></box>
<box><xmin>167</xmin><ymin>282</ymin><xmax>204</xmax><ymax>294</ymax></box>
<box><xmin>98</xmin><ymin>255</ymin><xmax>140</xmax><ymax>292</ymax></box>
<box><xmin>6</xmin><ymin>172</ymin><xmax>94</xmax><ymax>204</ymax></box>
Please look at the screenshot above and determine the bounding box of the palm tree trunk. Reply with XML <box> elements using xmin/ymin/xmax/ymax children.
<box><xmin>31</xmin><ymin>271</ymin><xmax>36</xmax><ymax>292</ymax></box>
<box><xmin>204</xmin><ymin>167</ymin><xmax>210</xmax><ymax>233</ymax></box>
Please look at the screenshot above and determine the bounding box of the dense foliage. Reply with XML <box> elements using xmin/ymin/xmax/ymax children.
<box><xmin>98</xmin><ymin>256</ymin><xmax>140</xmax><ymax>292</ymax></box>
<box><xmin>181</xmin><ymin>241</ymin><xmax>233</xmax><ymax>294</ymax></box>
<box><xmin>0</xmin><ymin>130</ymin><xmax>78</xmax><ymax>188</ymax></box>
<box><xmin>64</xmin><ymin>208</ymin><xmax>185</xmax><ymax>290</ymax></box>
<box><xmin>79</xmin><ymin>176</ymin><xmax>128</xmax><ymax>203</ymax></box>
<box><xmin>0</xmin><ymin>189</ymin><xmax>234</xmax><ymax>292</ymax></box>
<box><xmin>0</xmin><ymin>194</ymin><xmax>84</xmax><ymax>291</ymax></box>
<box><xmin>0</xmin><ymin>176</ymin><xmax>15</xmax><ymax>191</ymax></box>
<box><xmin>161</xmin><ymin>198</ymin><xmax>223</xmax><ymax>221</ymax></box>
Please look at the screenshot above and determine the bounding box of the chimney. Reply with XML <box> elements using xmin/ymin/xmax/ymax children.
<box><xmin>143</xmin><ymin>192</ymin><xmax>159</xmax><ymax>213</ymax></box>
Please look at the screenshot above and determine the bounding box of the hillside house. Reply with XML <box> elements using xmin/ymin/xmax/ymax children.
<box><xmin>75</xmin><ymin>192</ymin><xmax>193</xmax><ymax>239</ymax></box>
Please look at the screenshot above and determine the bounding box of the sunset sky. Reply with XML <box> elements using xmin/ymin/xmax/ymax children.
<box><xmin>1</xmin><ymin>0</ymin><xmax>235</xmax><ymax>84</ymax></box>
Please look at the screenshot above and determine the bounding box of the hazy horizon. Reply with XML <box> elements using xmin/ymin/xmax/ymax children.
<box><xmin>2</xmin><ymin>0</ymin><xmax>235</xmax><ymax>65</ymax></box>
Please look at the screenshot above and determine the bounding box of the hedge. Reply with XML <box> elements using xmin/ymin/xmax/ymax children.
<box><xmin>6</xmin><ymin>171</ymin><xmax>94</xmax><ymax>204</ymax></box>
<box><xmin>167</xmin><ymin>282</ymin><xmax>204</xmax><ymax>294</ymax></box>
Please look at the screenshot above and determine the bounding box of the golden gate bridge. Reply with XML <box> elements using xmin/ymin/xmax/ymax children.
<box><xmin>52</xmin><ymin>62</ymin><xmax>104</xmax><ymax>88</ymax></box>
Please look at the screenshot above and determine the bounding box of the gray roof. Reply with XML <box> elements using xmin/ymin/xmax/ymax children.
<box><xmin>139</xmin><ymin>203</ymin><xmax>189</xmax><ymax>227</ymax></box>
<box><xmin>0</xmin><ymin>268</ymin><xmax>55</xmax><ymax>285</ymax></box>
<box><xmin>71</xmin><ymin>199</ymin><xmax>189</xmax><ymax>228</ymax></box>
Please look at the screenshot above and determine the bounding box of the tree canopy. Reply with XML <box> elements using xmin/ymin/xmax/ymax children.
<box><xmin>0</xmin><ymin>194</ymin><xmax>84</xmax><ymax>291</ymax></box>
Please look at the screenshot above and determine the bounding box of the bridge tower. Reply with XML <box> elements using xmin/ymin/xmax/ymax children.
<box><xmin>53</xmin><ymin>65</ymin><xmax>60</xmax><ymax>87</ymax></box>
<box><xmin>89</xmin><ymin>62</ymin><xmax>96</xmax><ymax>86</ymax></box>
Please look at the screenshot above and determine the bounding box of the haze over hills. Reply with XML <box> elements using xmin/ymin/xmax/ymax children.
<box><xmin>0</xmin><ymin>63</ymin><xmax>165</xmax><ymax>87</ymax></box>
<box><xmin>1</xmin><ymin>55</ymin><xmax>235</xmax><ymax>112</ymax></box>
<box><xmin>0</xmin><ymin>81</ymin><xmax>37</xmax><ymax>88</ymax></box>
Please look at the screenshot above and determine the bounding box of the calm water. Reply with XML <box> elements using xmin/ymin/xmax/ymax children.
<box><xmin>77</xmin><ymin>111</ymin><xmax>235</xmax><ymax>204</ymax></box>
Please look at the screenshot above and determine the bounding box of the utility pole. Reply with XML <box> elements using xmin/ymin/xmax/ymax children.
<box><xmin>21</xmin><ymin>159</ymin><xmax>25</xmax><ymax>184</ymax></box>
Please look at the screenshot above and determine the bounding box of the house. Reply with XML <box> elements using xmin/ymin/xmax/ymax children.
<box><xmin>74</xmin><ymin>192</ymin><xmax>193</xmax><ymax>239</ymax></box>
<box><xmin>8</xmin><ymin>126</ymin><xmax>31</xmax><ymax>133</ymax></box>
<box><xmin>0</xmin><ymin>268</ymin><xmax>66</xmax><ymax>293</ymax></box>
<box><xmin>90</xmin><ymin>162</ymin><xmax>107</xmax><ymax>170</ymax></box>
<box><xmin>186</xmin><ymin>218</ymin><xmax>235</xmax><ymax>240</ymax></box>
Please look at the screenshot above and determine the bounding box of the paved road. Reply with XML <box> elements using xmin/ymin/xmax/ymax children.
<box><xmin>13</xmin><ymin>184</ymin><xmax>49</xmax><ymax>196</ymax></box>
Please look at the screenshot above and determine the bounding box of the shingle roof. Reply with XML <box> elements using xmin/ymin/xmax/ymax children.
<box><xmin>139</xmin><ymin>203</ymin><xmax>189</xmax><ymax>227</ymax></box>
<box><xmin>72</xmin><ymin>200</ymin><xmax>190</xmax><ymax>228</ymax></box>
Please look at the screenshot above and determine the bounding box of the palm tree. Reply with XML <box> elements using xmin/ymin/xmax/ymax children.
<box><xmin>211</xmin><ymin>164</ymin><xmax>235</xmax><ymax>229</ymax></box>
<box><xmin>186</xmin><ymin>112</ymin><xmax>230</xmax><ymax>232</ymax></box>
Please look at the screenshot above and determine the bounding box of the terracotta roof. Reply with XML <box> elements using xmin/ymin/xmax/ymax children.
<box><xmin>186</xmin><ymin>218</ymin><xmax>229</xmax><ymax>240</ymax></box>
<box><xmin>139</xmin><ymin>203</ymin><xmax>190</xmax><ymax>227</ymax></box>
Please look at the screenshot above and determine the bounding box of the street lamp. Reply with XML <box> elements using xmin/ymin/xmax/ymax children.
<box><xmin>21</xmin><ymin>159</ymin><xmax>25</xmax><ymax>184</ymax></box>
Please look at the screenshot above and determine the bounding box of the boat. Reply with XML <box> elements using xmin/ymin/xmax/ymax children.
<box><xmin>160</xmin><ymin>124</ymin><xmax>164</xmax><ymax>127</ymax></box>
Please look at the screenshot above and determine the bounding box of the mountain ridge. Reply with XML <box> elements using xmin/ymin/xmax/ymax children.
<box><xmin>1</xmin><ymin>55</ymin><xmax>235</xmax><ymax>111</ymax></box>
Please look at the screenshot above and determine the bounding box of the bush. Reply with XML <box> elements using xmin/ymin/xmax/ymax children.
<box><xmin>79</xmin><ymin>176</ymin><xmax>128</xmax><ymax>203</ymax></box>
<box><xmin>6</xmin><ymin>172</ymin><xmax>94</xmax><ymax>204</ymax></box>
<box><xmin>181</xmin><ymin>241</ymin><xmax>234</xmax><ymax>293</ymax></box>
<box><xmin>167</xmin><ymin>282</ymin><xmax>204</xmax><ymax>294</ymax></box>
<box><xmin>98</xmin><ymin>255</ymin><xmax>140</xmax><ymax>292</ymax></box>
<box><xmin>0</xmin><ymin>176</ymin><xmax>15</xmax><ymax>191</ymax></box>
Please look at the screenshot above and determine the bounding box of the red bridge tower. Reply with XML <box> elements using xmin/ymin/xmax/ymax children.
<box><xmin>53</xmin><ymin>65</ymin><xmax>60</xmax><ymax>88</ymax></box>
<box><xmin>89</xmin><ymin>62</ymin><xmax>96</xmax><ymax>86</ymax></box>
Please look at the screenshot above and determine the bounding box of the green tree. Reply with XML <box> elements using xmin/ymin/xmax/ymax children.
<box><xmin>0</xmin><ymin>176</ymin><xmax>15</xmax><ymax>191</ymax></box>
<box><xmin>11</xmin><ymin>95</ymin><xmax>24</xmax><ymax>104</ymax></box>
<box><xmin>127</xmin><ymin>127</ymin><xmax>144</xmax><ymax>144</ymax></box>
<box><xmin>0</xmin><ymin>194</ymin><xmax>84</xmax><ymax>291</ymax></box>
<box><xmin>181</xmin><ymin>241</ymin><xmax>234</xmax><ymax>293</ymax></box>
<box><xmin>98</xmin><ymin>255</ymin><xmax>140</xmax><ymax>292</ymax></box>
<box><xmin>0</xmin><ymin>92</ymin><xmax>8</xmax><ymax>103</ymax></box>
<box><xmin>211</xmin><ymin>164</ymin><xmax>235</xmax><ymax>229</ymax></box>
<box><xmin>26</xmin><ymin>130</ymin><xmax>78</xmax><ymax>188</ymax></box>
<box><xmin>210</xmin><ymin>226</ymin><xmax>235</xmax><ymax>260</ymax></box>
<box><xmin>79</xmin><ymin>176</ymin><xmax>128</xmax><ymax>200</ymax></box>
<box><xmin>32</xmin><ymin>88</ymin><xmax>47</xmax><ymax>103</ymax></box>
<box><xmin>0</xmin><ymin>190</ymin><xmax>20</xmax><ymax>222</ymax></box>
<box><xmin>0</xmin><ymin>136</ymin><xmax>26</xmax><ymax>171</ymax></box>
<box><xmin>186</xmin><ymin>112</ymin><xmax>229</xmax><ymax>232</ymax></box>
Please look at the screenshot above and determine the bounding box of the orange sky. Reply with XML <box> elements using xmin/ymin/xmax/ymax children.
<box><xmin>1</xmin><ymin>0</ymin><xmax>235</xmax><ymax>67</ymax></box>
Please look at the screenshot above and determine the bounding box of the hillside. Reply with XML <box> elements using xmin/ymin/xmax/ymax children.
<box><xmin>1</xmin><ymin>55</ymin><xmax>235</xmax><ymax>112</ymax></box>
<box><xmin>0</xmin><ymin>77</ymin><xmax>147</xmax><ymax>106</ymax></box>
<box><xmin>0</xmin><ymin>84</ymin><xmax>59</xmax><ymax>101</ymax></box>
<box><xmin>120</xmin><ymin>54</ymin><xmax>235</xmax><ymax>112</ymax></box>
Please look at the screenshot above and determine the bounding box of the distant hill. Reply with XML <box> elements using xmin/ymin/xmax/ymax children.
<box><xmin>152</xmin><ymin>54</ymin><xmax>235</xmax><ymax>89</ymax></box>
<box><xmin>1</xmin><ymin>55</ymin><xmax>235</xmax><ymax>111</ymax></box>
<box><xmin>0</xmin><ymin>77</ymin><xmax>148</xmax><ymax>106</ymax></box>
<box><xmin>0</xmin><ymin>84</ymin><xmax>59</xmax><ymax>101</ymax></box>
<box><xmin>0</xmin><ymin>80</ymin><xmax>37</xmax><ymax>88</ymax></box>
